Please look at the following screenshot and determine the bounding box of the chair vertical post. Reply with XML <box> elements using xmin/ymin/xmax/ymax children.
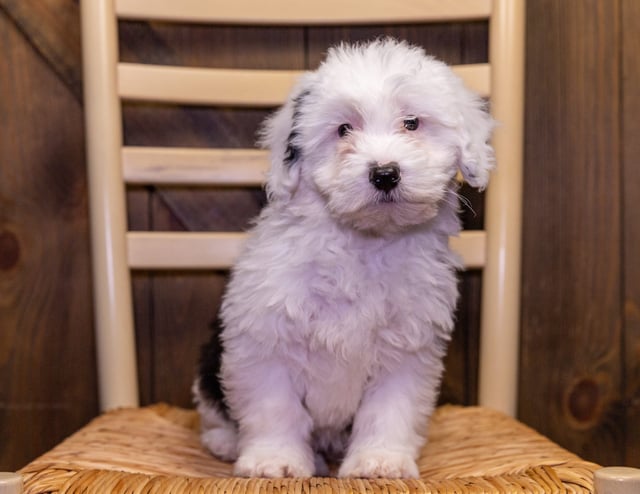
<box><xmin>80</xmin><ymin>0</ymin><xmax>139</xmax><ymax>410</ymax></box>
<box><xmin>478</xmin><ymin>0</ymin><xmax>526</xmax><ymax>416</ymax></box>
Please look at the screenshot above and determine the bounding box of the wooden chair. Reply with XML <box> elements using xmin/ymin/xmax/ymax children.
<box><xmin>4</xmin><ymin>0</ymin><xmax>638</xmax><ymax>492</ymax></box>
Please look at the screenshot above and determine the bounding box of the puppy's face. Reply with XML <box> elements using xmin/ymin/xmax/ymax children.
<box><xmin>308</xmin><ymin>85</ymin><xmax>459</xmax><ymax>235</ymax></box>
<box><xmin>263</xmin><ymin>39</ymin><xmax>495</xmax><ymax>236</ymax></box>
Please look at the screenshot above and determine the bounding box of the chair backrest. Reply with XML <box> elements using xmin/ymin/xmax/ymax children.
<box><xmin>80</xmin><ymin>0</ymin><xmax>525</xmax><ymax>415</ymax></box>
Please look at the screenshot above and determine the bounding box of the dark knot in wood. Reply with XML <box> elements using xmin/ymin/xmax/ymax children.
<box><xmin>0</xmin><ymin>229</ymin><xmax>20</xmax><ymax>270</ymax></box>
<box><xmin>566</xmin><ymin>377</ymin><xmax>601</xmax><ymax>426</ymax></box>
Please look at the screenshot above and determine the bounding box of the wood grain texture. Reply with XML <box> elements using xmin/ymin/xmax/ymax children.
<box><xmin>127</xmin><ymin>187</ymin><xmax>154</xmax><ymax>406</ymax></box>
<box><xmin>147</xmin><ymin>194</ymin><xmax>228</xmax><ymax>406</ymax></box>
<box><xmin>0</xmin><ymin>0</ymin><xmax>82</xmax><ymax>100</ymax></box>
<box><xmin>520</xmin><ymin>0</ymin><xmax>624</xmax><ymax>466</ymax></box>
<box><xmin>622</xmin><ymin>0</ymin><xmax>640</xmax><ymax>468</ymax></box>
<box><xmin>0</xmin><ymin>11</ymin><xmax>97</xmax><ymax>470</ymax></box>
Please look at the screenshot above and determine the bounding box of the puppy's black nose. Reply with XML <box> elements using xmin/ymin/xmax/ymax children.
<box><xmin>369</xmin><ymin>163</ymin><xmax>401</xmax><ymax>193</ymax></box>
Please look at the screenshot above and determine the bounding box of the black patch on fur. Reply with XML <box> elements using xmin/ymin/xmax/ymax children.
<box><xmin>197</xmin><ymin>317</ymin><xmax>231</xmax><ymax>419</ymax></box>
<box><xmin>284</xmin><ymin>90</ymin><xmax>311</xmax><ymax>166</ymax></box>
<box><xmin>284</xmin><ymin>131</ymin><xmax>300</xmax><ymax>164</ymax></box>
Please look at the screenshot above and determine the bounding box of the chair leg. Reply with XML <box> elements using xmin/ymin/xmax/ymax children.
<box><xmin>595</xmin><ymin>467</ymin><xmax>640</xmax><ymax>494</ymax></box>
<box><xmin>0</xmin><ymin>472</ymin><xmax>22</xmax><ymax>494</ymax></box>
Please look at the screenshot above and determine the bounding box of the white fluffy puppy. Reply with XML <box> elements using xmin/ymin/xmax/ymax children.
<box><xmin>194</xmin><ymin>38</ymin><xmax>494</xmax><ymax>479</ymax></box>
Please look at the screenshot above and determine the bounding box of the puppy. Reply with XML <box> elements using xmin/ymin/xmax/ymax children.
<box><xmin>193</xmin><ymin>38</ymin><xmax>494</xmax><ymax>479</ymax></box>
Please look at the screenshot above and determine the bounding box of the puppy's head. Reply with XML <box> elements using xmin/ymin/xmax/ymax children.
<box><xmin>261</xmin><ymin>38</ymin><xmax>495</xmax><ymax>235</ymax></box>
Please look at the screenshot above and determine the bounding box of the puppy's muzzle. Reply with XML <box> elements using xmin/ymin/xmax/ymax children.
<box><xmin>369</xmin><ymin>163</ymin><xmax>401</xmax><ymax>193</ymax></box>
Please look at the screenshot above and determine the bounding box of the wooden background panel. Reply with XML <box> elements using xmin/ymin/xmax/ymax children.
<box><xmin>622</xmin><ymin>0</ymin><xmax>640</xmax><ymax>467</ymax></box>
<box><xmin>520</xmin><ymin>0</ymin><xmax>624</xmax><ymax>465</ymax></box>
<box><xmin>127</xmin><ymin>187</ymin><xmax>154</xmax><ymax>405</ymax></box>
<box><xmin>0</xmin><ymin>0</ymin><xmax>82</xmax><ymax>100</ymax></box>
<box><xmin>307</xmin><ymin>24</ymin><xmax>465</xmax><ymax>66</ymax></box>
<box><xmin>119</xmin><ymin>22</ymin><xmax>306</xmax><ymax>69</ymax></box>
<box><xmin>0</xmin><ymin>8</ymin><xmax>97</xmax><ymax>470</ymax></box>
<box><xmin>307</xmin><ymin>21</ymin><xmax>488</xmax><ymax>66</ymax></box>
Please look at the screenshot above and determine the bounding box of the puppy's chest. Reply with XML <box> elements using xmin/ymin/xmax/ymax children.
<box><xmin>302</xmin><ymin>253</ymin><xmax>395</xmax><ymax>321</ymax></box>
<box><xmin>294</xmin><ymin>247</ymin><xmax>431</xmax><ymax>352</ymax></box>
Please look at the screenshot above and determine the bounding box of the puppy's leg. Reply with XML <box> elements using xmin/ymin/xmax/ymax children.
<box><xmin>193</xmin><ymin>380</ymin><xmax>239</xmax><ymax>461</ymax></box>
<box><xmin>195</xmin><ymin>319</ymin><xmax>239</xmax><ymax>460</ymax></box>
<box><xmin>230</xmin><ymin>358</ymin><xmax>315</xmax><ymax>478</ymax></box>
<box><xmin>338</xmin><ymin>351</ymin><xmax>443</xmax><ymax>479</ymax></box>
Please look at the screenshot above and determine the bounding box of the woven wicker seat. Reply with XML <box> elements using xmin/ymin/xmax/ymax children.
<box><xmin>20</xmin><ymin>405</ymin><xmax>599</xmax><ymax>493</ymax></box>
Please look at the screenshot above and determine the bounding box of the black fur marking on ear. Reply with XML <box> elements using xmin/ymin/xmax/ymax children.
<box><xmin>284</xmin><ymin>131</ymin><xmax>300</xmax><ymax>164</ymax></box>
<box><xmin>284</xmin><ymin>90</ymin><xmax>311</xmax><ymax>167</ymax></box>
<box><xmin>197</xmin><ymin>316</ymin><xmax>231</xmax><ymax>419</ymax></box>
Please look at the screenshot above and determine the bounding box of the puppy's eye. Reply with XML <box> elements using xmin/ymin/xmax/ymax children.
<box><xmin>403</xmin><ymin>117</ymin><xmax>420</xmax><ymax>131</ymax></box>
<box><xmin>338</xmin><ymin>123</ymin><xmax>353</xmax><ymax>138</ymax></box>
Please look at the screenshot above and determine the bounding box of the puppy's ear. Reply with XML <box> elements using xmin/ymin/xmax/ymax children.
<box><xmin>259</xmin><ymin>77</ymin><xmax>313</xmax><ymax>203</ymax></box>
<box><xmin>456</xmin><ymin>91</ymin><xmax>496</xmax><ymax>190</ymax></box>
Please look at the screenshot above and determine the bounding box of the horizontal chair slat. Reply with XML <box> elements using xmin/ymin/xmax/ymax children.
<box><xmin>118</xmin><ymin>65</ymin><xmax>300</xmax><ymax>107</ymax></box>
<box><xmin>123</xmin><ymin>147</ymin><xmax>268</xmax><ymax>185</ymax></box>
<box><xmin>127</xmin><ymin>231</ymin><xmax>486</xmax><ymax>270</ymax></box>
<box><xmin>116</xmin><ymin>0</ymin><xmax>491</xmax><ymax>24</ymax></box>
<box><xmin>118</xmin><ymin>63</ymin><xmax>490</xmax><ymax>106</ymax></box>
<box><xmin>128</xmin><ymin>232</ymin><xmax>246</xmax><ymax>270</ymax></box>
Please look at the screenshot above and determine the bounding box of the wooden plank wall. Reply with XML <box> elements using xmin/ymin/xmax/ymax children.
<box><xmin>622</xmin><ymin>0</ymin><xmax>640</xmax><ymax>466</ymax></box>
<box><xmin>1</xmin><ymin>0</ymin><xmax>638</xmax><ymax>472</ymax></box>
<box><xmin>519</xmin><ymin>0</ymin><xmax>625</xmax><ymax>465</ymax></box>
<box><xmin>0</xmin><ymin>0</ymin><xmax>97</xmax><ymax>471</ymax></box>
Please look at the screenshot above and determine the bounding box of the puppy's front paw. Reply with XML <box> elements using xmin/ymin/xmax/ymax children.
<box><xmin>234</xmin><ymin>446</ymin><xmax>314</xmax><ymax>478</ymax></box>
<box><xmin>339</xmin><ymin>449</ymin><xmax>419</xmax><ymax>479</ymax></box>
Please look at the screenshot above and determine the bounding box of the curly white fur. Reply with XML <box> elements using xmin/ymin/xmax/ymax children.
<box><xmin>194</xmin><ymin>38</ymin><xmax>494</xmax><ymax>479</ymax></box>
